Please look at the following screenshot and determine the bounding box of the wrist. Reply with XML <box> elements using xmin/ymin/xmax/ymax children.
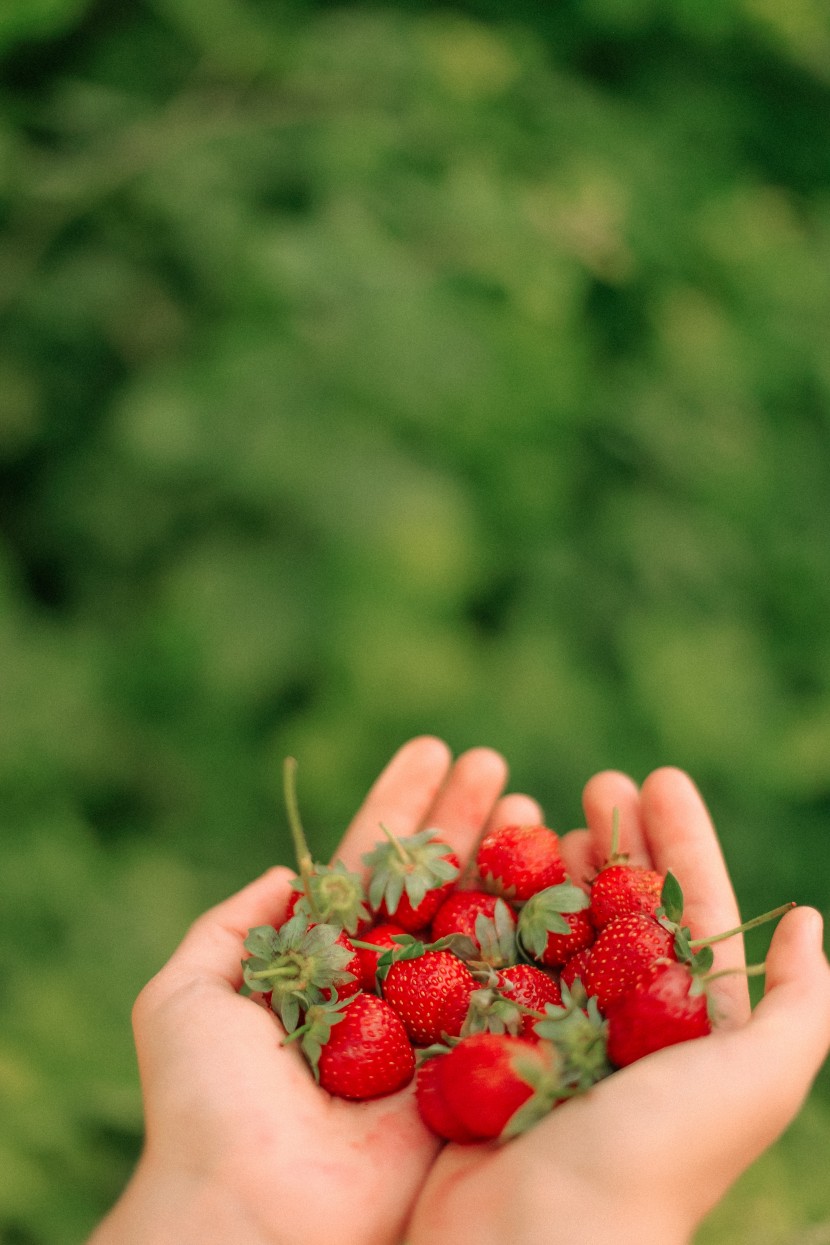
<box><xmin>86</xmin><ymin>1155</ymin><xmax>279</xmax><ymax>1245</ymax></box>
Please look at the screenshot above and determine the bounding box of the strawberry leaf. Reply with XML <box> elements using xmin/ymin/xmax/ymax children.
<box><xmin>659</xmin><ymin>871</ymin><xmax>684</xmax><ymax>925</ymax></box>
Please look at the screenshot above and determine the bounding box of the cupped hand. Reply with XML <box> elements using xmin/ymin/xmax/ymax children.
<box><xmin>406</xmin><ymin>767</ymin><xmax>830</xmax><ymax>1245</ymax></box>
<box><xmin>89</xmin><ymin>737</ymin><xmax>539</xmax><ymax>1245</ymax></box>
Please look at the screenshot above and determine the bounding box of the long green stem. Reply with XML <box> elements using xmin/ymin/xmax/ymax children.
<box><xmin>690</xmin><ymin>902</ymin><xmax>795</xmax><ymax>949</ymax></box>
<box><xmin>283</xmin><ymin>756</ymin><xmax>320</xmax><ymax>918</ymax></box>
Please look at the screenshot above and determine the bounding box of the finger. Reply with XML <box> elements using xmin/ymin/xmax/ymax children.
<box><xmin>422</xmin><ymin>747</ymin><xmax>510</xmax><ymax>863</ymax></box>
<box><xmin>484</xmin><ymin>793</ymin><xmax>545</xmax><ymax>835</ymax></box>
<box><xmin>558</xmin><ymin>828</ymin><xmax>596</xmax><ymax>890</ymax></box>
<box><xmin>650</xmin><ymin>908</ymin><xmax>830</xmax><ymax>1168</ymax></box>
<box><xmin>334</xmin><ymin>736</ymin><xmax>453</xmax><ymax>871</ymax></box>
<box><xmin>144</xmin><ymin>865</ymin><xmax>296</xmax><ymax>996</ymax></box>
<box><xmin>582</xmin><ymin>770</ymin><xmax>650</xmax><ymax>869</ymax></box>
<box><xmin>639</xmin><ymin>767</ymin><xmax>749</xmax><ymax>1022</ymax></box>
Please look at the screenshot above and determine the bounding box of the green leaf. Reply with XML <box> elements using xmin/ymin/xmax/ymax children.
<box><xmin>660</xmin><ymin>871</ymin><xmax>685</xmax><ymax>925</ymax></box>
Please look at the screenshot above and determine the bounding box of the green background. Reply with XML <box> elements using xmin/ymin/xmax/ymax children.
<box><xmin>2</xmin><ymin>1</ymin><xmax>830</xmax><ymax>1240</ymax></box>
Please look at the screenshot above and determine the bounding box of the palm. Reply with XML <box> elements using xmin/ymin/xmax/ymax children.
<box><xmin>408</xmin><ymin>766</ymin><xmax>756</xmax><ymax>1245</ymax></box>
<box><xmin>134</xmin><ymin>737</ymin><xmax>541</xmax><ymax>1245</ymax></box>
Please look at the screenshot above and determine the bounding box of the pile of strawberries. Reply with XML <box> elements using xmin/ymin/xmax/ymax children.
<box><xmin>242</xmin><ymin>760</ymin><xmax>789</xmax><ymax>1144</ymax></box>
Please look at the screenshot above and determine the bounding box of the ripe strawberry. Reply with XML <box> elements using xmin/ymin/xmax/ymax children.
<box><xmin>380</xmin><ymin>946</ymin><xmax>477</xmax><ymax>1045</ymax></box>
<box><xmin>517</xmin><ymin>881</ymin><xmax>595</xmax><ymax>968</ymax></box>
<box><xmin>476</xmin><ymin>823</ymin><xmax>566</xmax><ymax>902</ymax></box>
<box><xmin>461</xmin><ymin>962</ymin><xmax>562</xmax><ymax>1042</ymax></box>
<box><xmin>415</xmin><ymin>1052</ymin><xmax>479</xmax><ymax>1144</ymax></box>
<box><xmin>605</xmin><ymin>960</ymin><xmax>711</xmax><ymax>1067</ymax></box>
<box><xmin>431</xmin><ymin>889</ymin><xmax>517</xmax><ymax>951</ymax></box>
<box><xmin>589</xmin><ymin>863</ymin><xmax>665</xmax><ymax>929</ymax></box>
<box><xmin>497</xmin><ymin>963</ymin><xmax>563</xmax><ymax>1040</ymax></box>
<box><xmin>588</xmin><ymin>810</ymin><xmax>664</xmax><ymax>930</ymax></box>
<box><xmin>560</xmin><ymin>946</ymin><xmax>594</xmax><ymax>994</ymax></box>
<box><xmin>294</xmin><ymin>993</ymin><xmax>416</xmax><ymax>1100</ymax></box>
<box><xmin>363</xmin><ymin>827</ymin><xmax>460</xmax><ymax>932</ymax></box>
<box><xmin>582</xmin><ymin>912</ymin><xmax>676</xmax><ymax>1013</ymax></box>
<box><xmin>434</xmin><ymin>1032</ymin><xmax>562</xmax><ymax>1141</ymax></box>
<box><xmin>354</xmin><ymin>921</ymin><xmax>408</xmax><ymax>993</ymax></box>
<box><xmin>242</xmin><ymin>916</ymin><xmax>361</xmax><ymax>1032</ymax></box>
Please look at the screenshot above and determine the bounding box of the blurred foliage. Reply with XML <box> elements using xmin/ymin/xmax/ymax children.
<box><xmin>2</xmin><ymin>0</ymin><xmax>830</xmax><ymax>1241</ymax></box>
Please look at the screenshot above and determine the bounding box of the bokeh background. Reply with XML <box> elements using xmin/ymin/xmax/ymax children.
<box><xmin>2</xmin><ymin>0</ymin><xmax>830</xmax><ymax>1241</ymax></box>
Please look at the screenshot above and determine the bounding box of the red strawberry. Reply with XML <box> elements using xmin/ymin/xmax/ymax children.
<box><xmin>462</xmin><ymin>963</ymin><xmax>562</xmax><ymax>1042</ymax></box>
<box><xmin>431</xmin><ymin>889</ymin><xmax>517</xmax><ymax>950</ymax></box>
<box><xmin>476</xmin><ymin>823</ymin><xmax>566</xmax><ymax>902</ymax></box>
<box><xmin>582</xmin><ymin>913</ymin><xmax>675</xmax><ymax>1013</ymax></box>
<box><xmin>415</xmin><ymin>1053</ymin><xmax>479</xmax><ymax>1144</ymax></box>
<box><xmin>363</xmin><ymin>827</ymin><xmax>460</xmax><ymax>932</ymax></box>
<box><xmin>497</xmin><ymin>963</ymin><xmax>563</xmax><ymax>1040</ymax></box>
<box><xmin>605</xmin><ymin>960</ymin><xmax>711</xmax><ymax>1067</ymax></box>
<box><xmin>517</xmin><ymin>881</ymin><xmax>595</xmax><ymax>968</ymax></box>
<box><xmin>435</xmin><ymin>1032</ymin><xmax>562</xmax><ymax>1141</ymax></box>
<box><xmin>295</xmin><ymin>993</ymin><xmax>416</xmax><ymax>1100</ymax></box>
<box><xmin>242</xmin><ymin>916</ymin><xmax>361</xmax><ymax>1032</ymax></box>
<box><xmin>354</xmin><ymin>921</ymin><xmax>408</xmax><ymax>993</ymax></box>
<box><xmin>590</xmin><ymin>863</ymin><xmax>664</xmax><ymax>929</ymax></box>
<box><xmin>381</xmin><ymin>947</ymin><xmax>477</xmax><ymax>1046</ymax></box>
<box><xmin>588</xmin><ymin>809</ymin><xmax>664</xmax><ymax>931</ymax></box>
<box><xmin>560</xmin><ymin>946</ymin><xmax>594</xmax><ymax>994</ymax></box>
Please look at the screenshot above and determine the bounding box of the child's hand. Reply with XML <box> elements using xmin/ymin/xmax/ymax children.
<box><xmin>89</xmin><ymin>737</ymin><xmax>537</xmax><ymax>1245</ymax></box>
<box><xmin>406</xmin><ymin>768</ymin><xmax>830</xmax><ymax>1245</ymax></box>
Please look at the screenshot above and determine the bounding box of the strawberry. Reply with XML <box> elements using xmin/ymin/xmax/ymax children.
<box><xmin>242</xmin><ymin>915</ymin><xmax>361</xmax><ymax>1032</ymax></box>
<box><xmin>517</xmin><ymin>881</ymin><xmax>595</xmax><ymax>968</ymax></box>
<box><xmin>605</xmin><ymin>960</ymin><xmax>711</xmax><ymax>1067</ymax></box>
<box><xmin>589</xmin><ymin>862</ymin><xmax>664</xmax><ymax>929</ymax></box>
<box><xmin>560</xmin><ymin>946</ymin><xmax>594</xmax><ymax>995</ymax></box>
<box><xmin>354</xmin><ymin>921</ymin><xmax>408</xmax><ymax>993</ymax></box>
<box><xmin>588</xmin><ymin>814</ymin><xmax>664</xmax><ymax>931</ymax></box>
<box><xmin>582</xmin><ymin>912</ymin><xmax>675</xmax><ymax>1012</ymax></box>
<box><xmin>431</xmin><ymin>890</ymin><xmax>517</xmax><ymax>951</ymax></box>
<box><xmin>380</xmin><ymin>944</ymin><xmax>477</xmax><ymax>1046</ymax></box>
<box><xmin>292</xmin><ymin>993</ymin><xmax>416</xmax><ymax>1100</ymax></box>
<box><xmin>415</xmin><ymin>1052</ymin><xmax>479</xmax><ymax>1144</ymax></box>
<box><xmin>475</xmin><ymin>823</ymin><xmax>566</xmax><ymax>902</ymax></box>
<box><xmin>461</xmin><ymin>962</ymin><xmax>562</xmax><ymax>1042</ymax></box>
<box><xmin>363</xmin><ymin>827</ymin><xmax>460</xmax><ymax>932</ymax></box>
<box><xmin>434</xmin><ymin>1032</ymin><xmax>563</xmax><ymax>1141</ymax></box>
<box><xmin>496</xmin><ymin>963</ymin><xmax>563</xmax><ymax>1040</ymax></box>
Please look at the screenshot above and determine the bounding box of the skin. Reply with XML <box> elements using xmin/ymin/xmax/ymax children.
<box><xmin>87</xmin><ymin>741</ymin><xmax>830</xmax><ymax>1245</ymax></box>
<box><xmin>406</xmin><ymin>766</ymin><xmax>830</xmax><ymax>1245</ymax></box>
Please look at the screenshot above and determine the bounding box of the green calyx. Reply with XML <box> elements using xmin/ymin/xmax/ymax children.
<box><xmin>362</xmin><ymin>826</ymin><xmax>459</xmax><ymax>916</ymax></box>
<box><xmin>281</xmin><ymin>756</ymin><xmax>370</xmax><ymax>933</ymax></box>
<box><xmin>364</xmin><ymin>931</ymin><xmax>475</xmax><ymax>981</ymax></box>
<box><xmin>283</xmin><ymin>996</ymin><xmax>352</xmax><ymax>1081</ymax></box>
<box><xmin>499</xmin><ymin>1045</ymin><xmax>567</xmax><ymax>1141</ymax></box>
<box><xmin>516</xmin><ymin>882</ymin><xmax>590</xmax><ymax>960</ymax></box>
<box><xmin>289</xmin><ymin>863</ymin><xmax>370</xmax><ymax>935</ymax></box>
<box><xmin>532</xmin><ymin>985</ymin><xmax>612</xmax><ymax>1092</ymax></box>
<box><xmin>242</xmin><ymin>914</ymin><xmax>357</xmax><ymax>1033</ymax></box>
<box><xmin>461</xmin><ymin>985</ymin><xmax>526</xmax><ymax>1038</ymax></box>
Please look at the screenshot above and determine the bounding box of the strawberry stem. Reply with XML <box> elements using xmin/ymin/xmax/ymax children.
<box><xmin>689</xmin><ymin>902</ymin><xmax>795</xmax><ymax>949</ymax></box>
<box><xmin>380</xmin><ymin>822</ymin><xmax>411</xmax><ymax>865</ymax></box>
<box><xmin>608</xmin><ymin>807</ymin><xmax>621</xmax><ymax>861</ymax></box>
<box><xmin>283</xmin><ymin>756</ymin><xmax>319</xmax><ymax>918</ymax></box>
<box><xmin>704</xmin><ymin>961</ymin><xmax>767</xmax><ymax>984</ymax></box>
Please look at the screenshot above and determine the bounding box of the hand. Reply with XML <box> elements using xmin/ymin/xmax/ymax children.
<box><xmin>87</xmin><ymin>737</ymin><xmax>540</xmax><ymax>1245</ymax></box>
<box><xmin>405</xmin><ymin>767</ymin><xmax>830</xmax><ymax>1245</ymax></box>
